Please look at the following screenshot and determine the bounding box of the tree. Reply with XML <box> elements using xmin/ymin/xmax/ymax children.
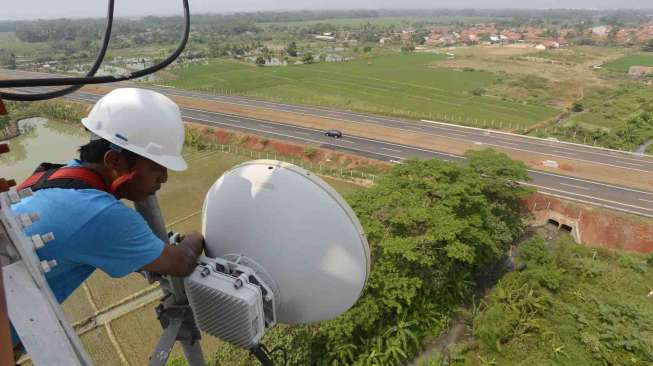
<box><xmin>643</xmin><ymin>39</ymin><xmax>653</xmax><ymax>53</ymax></box>
<box><xmin>401</xmin><ymin>44</ymin><xmax>415</xmax><ymax>53</ymax></box>
<box><xmin>302</xmin><ymin>53</ymin><xmax>314</xmax><ymax>64</ymax></box>
<box><xmin>255</xmin><ymin>56</ymin><xmax>266</xmax><ymax>67</ymax></box>
<box><xmin>363</xmin><ymin>46</ymin><xmax>372</xmax><ymax>53</ymax></box>
<box><xmin>0</xmin><ymin>116</ymin><xmax>9</xmax><ymax>131</ymax></box>
<box><xmin>286</xmin><ymin>41</ymin><xmax>298</xmax><ymax>57</ymax></box>
<box><xmin>308</xmin><ymin>151</ymin><xmax>533</xmax><ymax>365</ymax></box>
<box><xmin>0</xmin><ymin>49</ymin><xmax>16</xmax><ymax>69</ymax></box>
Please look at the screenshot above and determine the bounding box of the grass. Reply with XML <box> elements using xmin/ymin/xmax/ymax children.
<box><xmin>453</xmin><ymin>235</ymin><xmax>653</xmax><ymax>366</ymax></box>
<box><xmin>109</xmin><ymin>304</ymin><xmax>165</xmax><ymax>365</ymax></box>
<box><xmin>165</xmin><ymin>53</ymin><xmax>559</xmax><ymax>129</ymax></box>
<box><xmin>84</xmin><ymin>273</ymin><xmax>151</xmax><ymax>310</ymax></box>
<box><xmin>566</xmin><ymin>81</ymin><xmax>653</xmax><ymax>130</ymax></box>
<box><xmin>0</xmin><ymin>32</ymin><xmax>51</xmax><ymax>60</ymax></box>
<box><xmin>62</xmin><ymin>285</ymin><xmax>97</xmax><ymax>324</ymax></box>
<box><xmin>605</xmin><ymin>53</ymin><xmax>653</xmax><ymax>73</ymax></box>
<box><xmin>445</xmin><ymin>46</ymin><xmax>622</xmax><ymax>111</ymax></box>
<box><xmin>80</xmin><ymin>327</ymin><xmax>124</xmax><ymax>366</ymax></box>
<box><xmin>258</xmin><ymin>16</ymin><xmax>509</xmax><ymax>28</ymax></box>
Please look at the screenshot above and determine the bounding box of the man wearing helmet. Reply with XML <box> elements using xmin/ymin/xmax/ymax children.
<box><xmin>10</xmin><ymin>88</ymin><xmax>204</xmax><ymax>353</ymax></box>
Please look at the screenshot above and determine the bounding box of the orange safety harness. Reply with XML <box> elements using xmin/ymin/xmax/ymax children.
<box><xmin>16</xmin><ymin>163</ymin><xmax>135</xmax><ymax>195</ymax></box>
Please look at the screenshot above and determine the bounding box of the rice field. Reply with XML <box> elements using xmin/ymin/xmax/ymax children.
<box><xmin>604</xmin><ymin>53</ymin><xmax>653</xmax><ymax>73</ymax></box>
<box><xmin>165</xmin><ymin>53</ymin><xmax>559</xmax><ymax>129</ymax></box>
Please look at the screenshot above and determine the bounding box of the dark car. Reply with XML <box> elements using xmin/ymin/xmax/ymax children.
<box><xmin>325</xmin><ymin>129</ymin><xmax>343</xmax><ymax>138</ymax></box>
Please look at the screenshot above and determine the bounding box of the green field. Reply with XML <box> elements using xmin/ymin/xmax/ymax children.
<box><xmin>166</xmin><ymin>54</ymin><xmax>559</xmax><ymax>129</ymax></box>
<box><xmin>259</xmin><ymin>16</ymin><xmax>508</xmax><ymax>28</ymax></box>
<box><xmin>0</xmin><ymin>32</ymin><xmax>50</xmax><ymax>59</ymax></box>
<box><xmin>605</xmin><ymin>53</ymin><xmax>653</xmax><ymax>73</ymax></box>
<box><xmin>566</xmin><ymin>82</ymin><xmax>653</xmax><ymax>131</ymax></box>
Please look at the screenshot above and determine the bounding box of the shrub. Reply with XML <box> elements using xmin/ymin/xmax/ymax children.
<box><xmin>572</xmin><ymin>101</ymin><xmax>584</xmax><ymax>112</ymax></box>
<box><xmin>304</xmin><ymin>147</ymin><xmax>318</xmax><ymax>158</ymax></box>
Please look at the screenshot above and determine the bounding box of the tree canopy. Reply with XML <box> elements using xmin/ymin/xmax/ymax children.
<box><xmin>273</xmin><ymin>150</ymin><xmax>534</xmax><ymax>365</ymax></box>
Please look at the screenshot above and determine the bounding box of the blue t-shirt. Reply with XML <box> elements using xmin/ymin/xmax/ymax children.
<box><xmin>9</xmin><ymin>160</ymin><xmax>164</xmax><ymax>345</ymax></box>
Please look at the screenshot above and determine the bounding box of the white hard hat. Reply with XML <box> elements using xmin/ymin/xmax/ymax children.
<box><xmin>82</xmin><ymin>88</ymin><xmax>187</xmax><ymax>171</ymax></box>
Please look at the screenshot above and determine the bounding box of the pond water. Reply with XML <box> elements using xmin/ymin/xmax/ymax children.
<box><xmin>0</xmin><ymin>118</ymin><xmax>88</xmax><ymax>182</ymax></box>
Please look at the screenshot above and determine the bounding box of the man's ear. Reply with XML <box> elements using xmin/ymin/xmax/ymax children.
<box><xmin>104</xmin><ymin>150</ymin><xmax>127</xmax><ymax>171</ymax></box>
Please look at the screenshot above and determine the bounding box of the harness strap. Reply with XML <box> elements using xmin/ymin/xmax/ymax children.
<box><xmin>17</xmin><ymin>163</ymin><xmax>109</xmax><ymax>193</ymax></box>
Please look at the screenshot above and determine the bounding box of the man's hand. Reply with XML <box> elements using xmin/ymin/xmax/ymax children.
<box><xmin>180</xmin><ymin>232</ymin><xmax>204</xmax><ymax>258</ymax></box>
<box><xmin>142</xmin><ymin>231</ymin><xmax>205</xmax><ymax>277</ymax></box>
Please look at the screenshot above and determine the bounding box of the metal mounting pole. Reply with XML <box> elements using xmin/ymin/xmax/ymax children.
<box><xmin>135</xmin><ymin>195</ymin><xmax>205</xmax><ymax>366</ymax></box>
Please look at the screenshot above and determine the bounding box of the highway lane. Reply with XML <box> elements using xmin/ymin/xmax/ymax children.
<box><xmin>3</xmin><ymin>69</ymin><xmax>653</xmax><ymax>174</ymax></box>
<box><xmin>61</xmin><ymin>92</ymin><xmax>653</xmax><ymax>218</ymax></box>
<box><xmin>4</xmin><ymin>72</ymin><xmax>653</xmax><ymax>217</ymax></box>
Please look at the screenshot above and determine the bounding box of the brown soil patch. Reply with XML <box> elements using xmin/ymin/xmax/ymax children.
<box><xmin>212</xmin><ymin>130</ymin><xmax>233</xmax><ymax>144</ymax></box>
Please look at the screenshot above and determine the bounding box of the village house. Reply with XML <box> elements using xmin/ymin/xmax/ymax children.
<box><xmin>636</xmin><ymin>23</ymin><xmax>653</xmax><ymax>42</ymax></box>
<box><xmin>501</xmin><ymin>30</ymin><xmax>523</xmax><ymax>43</ymax></box>
<box><xmin>591</xmin><ymin>25</ymin><xmax>611</xmax><ymax>37</ymax></box>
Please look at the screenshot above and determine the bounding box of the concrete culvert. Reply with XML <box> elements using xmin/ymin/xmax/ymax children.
<box><xmin>560</xmin><ymin>224</ymin><xmax>573</xmax><ymax>233</ymax></box>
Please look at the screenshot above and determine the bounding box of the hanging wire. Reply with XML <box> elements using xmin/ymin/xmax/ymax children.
<box><xmin>0</xmin><ymin>0</ymin><xmax>114</xmax><ymax>101</ymax></box>
<box><xmin>0</xmin><ymin>0</ymin><xmax>190</xmax><ymax>101</ymax></box>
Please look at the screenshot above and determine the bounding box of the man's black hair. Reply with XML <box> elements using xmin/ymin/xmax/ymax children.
<box><xmin>78</xmin><ymin>139</ymin><xmax>138</xmax><ymax>164</ymax></box>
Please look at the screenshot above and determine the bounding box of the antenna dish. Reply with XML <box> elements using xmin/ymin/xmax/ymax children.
<box><xmin>201</xmin><ymin>160</ymin><xmax>370</xmax><ymax>324</ymax></box>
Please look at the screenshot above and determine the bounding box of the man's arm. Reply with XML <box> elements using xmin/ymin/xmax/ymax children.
<box><xmin>141</xmin><ymin>232</ymin><xmax>204</xmax><ymax>277</ymax></box>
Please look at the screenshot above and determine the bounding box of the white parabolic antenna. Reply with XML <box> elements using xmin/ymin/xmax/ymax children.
<box><xmin>202</xmin><ymin>160</ymin><xmax>370</xmax><ymax>324</ymax></box>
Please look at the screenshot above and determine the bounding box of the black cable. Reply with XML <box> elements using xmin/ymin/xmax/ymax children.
<box><xmin>0</xmin><ymin>0</ymin><xmax>190</xmax><ymax>100</ymax></box>
<box><xmin>250</xmin><ymin>345</ymin><xmax>275</xmax><ymax>366</ymax></box>
<box><xmin>0</xmin><ymin>0</ymin><xmax>114</xmax><ymax>101</ymax></box>
<box><xmin>0</xmin><ymin>0</ymin><xmax>115</xmax><ymax>102</ymax></box>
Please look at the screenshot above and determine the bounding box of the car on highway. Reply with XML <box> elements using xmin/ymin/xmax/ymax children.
<box><xmin>325</xmin><ymin>129</ymin><xmax>343</xmax><ymax>138</ymax></box>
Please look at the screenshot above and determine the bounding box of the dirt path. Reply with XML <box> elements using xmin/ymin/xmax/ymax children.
<box><xmin>73</xmin><ymin>285</ymin><xmax>163</xmax><ymax>335</ymax></box>
<box><xmin>409</xmin><ymin>316</ymin><xmax>469</xmax><ymax>366</ymax></box>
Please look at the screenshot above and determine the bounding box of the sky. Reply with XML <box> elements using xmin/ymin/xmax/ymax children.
<box><xmin>1</xmin><ymin>0</ymin><xmax>652</xmax><ymax>21</ymax></box>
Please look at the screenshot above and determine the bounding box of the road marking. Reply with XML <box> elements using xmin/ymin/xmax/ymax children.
<box><xmin>52</xmin><ymin>100</ymin><xmax>653</xmax><ymax>199</ymax></box>
<box><xmin>421</xmin><ymin>119</ymin><xmax>653</xmax><ymax>159</ymax></box>
<box><xmin>444</xmin><ymin>132</ymin><xmax>467</xmax><ymax>138</ymax></box>
<box><xmin>381</xmin><ymin>147</ymin><xmax>403</xmax><ymax>153</ymax></box>
<box><xmin>559</xmin><ymin>183</ymin><xmax>590</xmax><ymax>191</ymax></box>
<box><xmin>61</xmin><ymin>81</ymin><xmax>653</xmax><ymax>169</ymax></box>
<box><xmin>534</xmin><ymin>190</ymin><xmax>653</xmax><ymax>219</ymax></box>
<box><xmin>639</xmin><ymin>198</ymin><xmax>653</xmax><ymax>204</ymax></box>
<box><xmin>616</xmin><ymin>161</ymin><xmax>644</xmax><ymax>167</ymax></box>
<box><xmin>529</xmin><ymin>169</ymin><xmax>653</xmax><ymax>196</ymax></box>
<box><xmin>498</xmin><ymin>141</ymin><xmax>519</xmax><ymax>146</ymax></box>
<box><xmin>183</xmin><ymin>116</ymin><xmax>404</xmax><ymax>161</ymax></box>
<box><xmin>521</xmin><ymin>182</ymin><xmax>653</xmax><ymax>213</ymax></box>
<box><xmin>64</xmin><ymin>88</ymin><xmax>653</xmax><ymax>198</ymax></box>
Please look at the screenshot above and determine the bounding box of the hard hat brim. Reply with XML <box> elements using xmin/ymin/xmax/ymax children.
<box><xmin>156</xmin><ymin>155</ymin><xmax>188</xmax><ymax>172</ymax></box>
